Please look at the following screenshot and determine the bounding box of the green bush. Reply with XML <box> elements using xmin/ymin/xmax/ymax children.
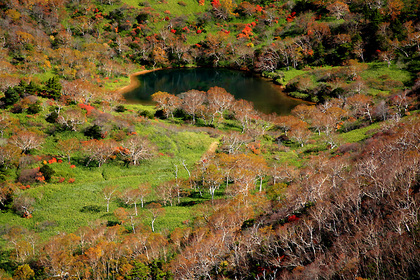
<box><xmin>27</xmin><ymin>102</ymin><xmax>42</xmax><ymax>114</ymax></box>
<box><xmin>84</xmin><ymin>125</ymin><xmax>103</xmax><ymax>139</ymax></box>
<box><xmin>139</xmin><ymin>1</ymin><xmax>151</xmax><ymax>7</ymax></box>
<box><xmin>39</xmin><ymin>164</ymin><xmax>55</xmax><ymax>182</ymax></box>
<box><xmin>310</xmin><ymin>95</ymin><xmax>319</xmax><ymax>103</ymax></box>
<box><xmin>138</xmin><ymin>109</ymin><xmax>154</xmax><ymax>119</ymax></box>
<box><xmin>274</xmin><ymin>78</ymin><xmax>283</xmax><ymax>85</ymax></box>
<box><xmin>262</xmin><ymin>71</ymin><xmax>284</xmax><ymax>81</ymax></box>
<box><xmin>80</xmin><ymin>205</ymin><xmax>103</xmax><ymax>213</ymax></box>
<box><xmin>45</xmin><ymin>112</ymin><xmax>59</xmax><ymax>123</ymax></box>
<box><xmin>115</xmin><ymin>105</ymin><xmax>126</xmax><ymax>112</ymax></box>
<box><xmin>287</xmin><ymin>92</ymin><xmax>310</xmax><ymax>100</ymax></box>
<box><xmin>285</xmin><ymin>81</ymin><xmax>299</xmax><ymax>92</ymax></box>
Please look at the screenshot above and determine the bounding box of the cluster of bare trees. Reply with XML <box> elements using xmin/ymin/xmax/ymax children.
<box><xmin>3</xmin><ymin>223</ymin><xmax>171</xmax><ymax>279</ymax></box>
<box><xmin>1</xmin><ymin>93</ymin><xmax>418</xmax><ymax>279</ymax></box>
<box><xmin>78</xmin><ymin>135</ymin><xmax>156</xmax><ymax>167</ymax></box>
<box><xmin>153</xmin><ymin>85</ymin><xmax>414</xmax><ymax>152</ymax></box>
<box><xmin>169</xmin><ymin>116</ymin><xmax>420</xmax><ymax>279</ymax></box>
<box><xmin>152</xmin><ymin>86</ymin><xmax>255</xmax><ymax>128</ymax></box>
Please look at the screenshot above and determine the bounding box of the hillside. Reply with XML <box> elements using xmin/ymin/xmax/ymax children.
<box><xmin>1</xmin><ymin>0</ymin><xmax>420</xmax><ymax>85</ymax></box>
<box><xmin>0</xmin><ymin>0</ymin><xmax>420</xmax><ymax>279</ymax></box>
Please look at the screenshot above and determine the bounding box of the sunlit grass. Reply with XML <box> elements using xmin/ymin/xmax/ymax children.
<box><xmin>122</xmin><ymin>0</ymin><xmax>207</xmax><ymax>15</ymax></box>
<box><xmin>0</xmin><ymin>101</ymin><xmax>218</xmax><ymax>239</ymax></box>
<box><xmin>31</xmin><ymin>70</ymin><xmax>57</xmax><ymax>82</ymax></box>
<box><xmin>338</xmin><ymin>122</ymin><xmax>382</xmax><ymax>143</ymax></box>
<box><xmin>280</xmin><ymin>68</ymin><xmax>305</xmax><ymax>84</ymax></box>
<box><xmin>153</xmin><ymin>0</ymin><xmax>208</xmax><ymax>17</ymax></box>
<box><xmin>362</xmin><ymin>62</ymin><xmax>412</xmax><ymax>85</ymax></box>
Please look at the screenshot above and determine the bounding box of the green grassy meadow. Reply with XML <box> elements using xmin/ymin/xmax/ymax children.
<box><xmin>0</xmin><ymin>103</ymin><xmax>218</xmax><ymax>242</ymax></box>
<box><xmin>0</xmin><ymin>95</ymin><xmax>391</xmax><ymax>242</ymax></box>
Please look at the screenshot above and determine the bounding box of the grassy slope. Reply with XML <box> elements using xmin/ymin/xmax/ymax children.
<box><xmin>0</xmin><ymin>105</ymin><xmax>216</xmax><ymax>240</ymax></box>
<box><xmin>123</xmin><ymin>0</ymin><xmax>207</xmax><ymax>15</ymax></box>
<box><xmin>0</xmin><ymin>95</ymin><xmax>389</xmax><ymax>242</ymax></box>
<box><xmin>1</xmin><ymin>64</ymin><xmax>408</xmax><ymax>241</ymax></box>
<box><xmin>362</xmin><ymin>62</ymin><xmax>412</xmax><ymax>84</ymax></box>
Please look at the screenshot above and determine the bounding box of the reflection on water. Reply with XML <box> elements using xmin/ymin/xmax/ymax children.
<box><xmin>123</xmin><ymin>68</ymin><xmax>303</xmax><ymax>115</ymax></box>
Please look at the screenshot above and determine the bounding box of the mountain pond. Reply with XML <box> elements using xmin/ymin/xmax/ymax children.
<box><xmin>123</xmin><ymin>68</ymin><xmax>304</xmax><ymax>115</ymax></box>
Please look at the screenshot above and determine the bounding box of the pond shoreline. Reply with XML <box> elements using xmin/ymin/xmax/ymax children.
<box><xmin>118</xmin><ymin>68</ymin><xmax>164</xmax><ymax>95</ymax></box>
<box><xmin>118</xmin><ymin>67</ymin><xmax>313</xmax><ymax>111</ymax></box>
<box><xmin>118</xmin><ymin>66</ymin><xmax>262</xmax><ymax>96</ymax></box>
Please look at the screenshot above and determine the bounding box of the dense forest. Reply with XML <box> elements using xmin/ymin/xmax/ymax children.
<box><xmin>0</xmin><ymin>0</ymin><xmax>420</xmax><ymax>279</ymax></box>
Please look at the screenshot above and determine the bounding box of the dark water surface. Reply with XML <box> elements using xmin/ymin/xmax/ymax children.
<box><xmin>123</xmin><ymin>68</ymin><xmax>303</xmax><ymax>115</ymax></box>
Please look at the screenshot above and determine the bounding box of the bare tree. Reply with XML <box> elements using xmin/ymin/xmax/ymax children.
<box><xmin>9</xmin><ymin>131</ymin><xmax>44</xmax><ymax>154</ymax></box>
<box><xmin>180</xmin><ymin>90</ymin><xmax>206</xmax><ymax>124</ymax></box>
<box><xmin>103</xmin><ymin>185</ymin><xmax>118</xmax><ymax>213</ymax></box>
<box><xmin>56</xmin><ymin>138</ymin><xmax>80</xmax><ymax>163</ymax></box>
<box><xmin>147</xmin><ymin>203</ymin><xmax>165</xmax><ymax>232</ymax></box>
<box><xmin>82</xmin><ymin>139</ymin><xmax>116</xmax><ymax>167</ymax></box>
<box><xmin>56</xmin><ymin>108</ymin><xmax>85</xmax><ymax>131</ymax></box>
<box><xmin>120</xmin><ymin>136</ymin><xmax>155</xmax><ymax>165</ymax></box>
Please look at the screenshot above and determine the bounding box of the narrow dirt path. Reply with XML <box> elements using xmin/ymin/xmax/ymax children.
<box><xmin>207</xmin><ymin>141</ymin><xmax>219</xmax><ymax>154</ymax></box>
<box><xmin>201</xmin><ymin>141</ymin><xmax>219</xmax><ymax>160</ymax></box>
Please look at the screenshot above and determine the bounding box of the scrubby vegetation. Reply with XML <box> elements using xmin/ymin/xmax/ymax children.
<box><xmin>0</xmin><ymin>77</ymin><xmax>418</xmax><ymax>279</ymax></box>
<box><xmin>0</xmin><ymin>0</ymin><xmax>420</xmax><ymax>279</ymax></box>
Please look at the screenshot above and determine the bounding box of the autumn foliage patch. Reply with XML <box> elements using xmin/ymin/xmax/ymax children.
<box><xmin>78</xmin><ymin>103</ymin><xmax>95</xmax><ymax>115</ymax></box>
<box><xmin>286</xmin><ymin>11</ymin><xmax>296</xmax><ymax>22</ymax></box>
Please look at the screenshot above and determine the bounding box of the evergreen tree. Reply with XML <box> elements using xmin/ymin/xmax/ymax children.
<box><xmin>26</xmin><ymin>81</ymin><xmax>41</xmax><ymax>95</ymax></box>
<box><xmin>43</xmin><ymin>77</ymin><xmax>62</xmax><ymax>100</ymax></box>
<box><xmin>2</xmin><ymin>87</ymin><xmax>20</xmax><ymax>107</ymax></box>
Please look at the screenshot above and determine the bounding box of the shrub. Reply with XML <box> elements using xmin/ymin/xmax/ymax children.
<box><xmin>13</xmin><ymin>193</ymin><xmax>35</xmax><ymax>217</ymax></box>
<box><xmin>80</xmin><ymin>205</ymin><xmax>102</xmax><ymax>213</ymax></box>
<box><xmin>39</xmin><ymin>164</ymin><xmax>55</xmax><ymax>182</ymax></box>
<box><xmin>287</xmin><ymin>92</ymin><xmax>310</xmax><ymax>100</ymax></box>
<box><xmin>19</xmin><ymin>156</ymin><xmax>36</xmax><ymax>169</ymax></box>
<box><xmin>45</xmin><ymin>111</ymin><xmax>59</xmax><ymax>123</ymax></box>
<box><xmin>43</xmin><ymin>76</ymin><xmax>62</xmax><ymax>100</ymax></box>
<box><xmin>336</xmin><ymin>142</ymin><xmax>360</xmax><ymax>154</ymax></box>
<box><xmin>107</xmin><ymin>221</ymin><xmax>120</xmax><ymax>227</ymax></box>
<box><xmin>18</xmin><ymin>168</ymin><xmax>38</xmax><ymax>184</ymax></box>
<box><xmin>154</xmin><ymin>109</ymin><xmax>165</xmax><ymax>119</ymax></box>
<box><xmin>285</xmin><ymin>81</ymin><xmax>299</xmax><ymax>92</ymax></box>
<box><xmin>138</xmin><ymin>109</ymin><xmax>154</xmax><ymax>119</ymax></box>
<box><xmin>131</xmin><ymin>262</ymin><xmax>151</xmax><ymax>279</ymax></box>
<box><xmin>274</xmin><ymin>78</ymin><xmax>283</xmax><ymax>85</ymax></box>
<box><xmin>223</xmin><ymin>111</ymin><xmax>235</xmax><ymax>120</ymax></box>
<box><xmin>310</xmin><ymin>95</ymin><xmax>319</xmax><ymax>103</ymax></box>
<box><xmin>241</xmin><ymin>219</ymin><xmax>255</xmax><ymax>230</ymax></box>
<box><xmin>262</xmin><ymin>71</ymin><xmax>284</xmax><ymax>80</ymax></box>
<box><xmin>112</xmin><ymin>130</ymin><xmax>127</xmax><ymax>141</ymax></box>
<box><xmin>78</xmin><ymin>103</ymin><xmax>96</xmax><ymax>115</ymax></box>
<box><xmin>136</xmin><ymin>12</ymin><xmax>150</xmax><ymax>23</ymax></box>
<box><xmin>173</xmin><ymin>108</ymin><xmax>188</xmax><ymax>119</ymax></box>
<box><xmin>138</xmin><ymin>1</ymin><xmax>151</xmax><ymax>7</ymax></box>
<box><xmin>338</xmin><ymin>119</ymin><xmax>363</xmax><ymax>132</ymax></box>
<box><xmin>84</xmin><ymin>124</ymin><xmax>103</xmax><ymax>139</ymax></box>
<box><xmin>27</xmin><ymin>102</ymin><xmax>42</xmax><ymax>114</ymax></box>
<box><xmin>115</xmin><ymin>105</ymin><xmax>126</xmax><ymax>112</ymax></box>
<box><xmin>11</xmin><ymin>104</ymin><xmax>23</xmax><ymax>114</ymax></box>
